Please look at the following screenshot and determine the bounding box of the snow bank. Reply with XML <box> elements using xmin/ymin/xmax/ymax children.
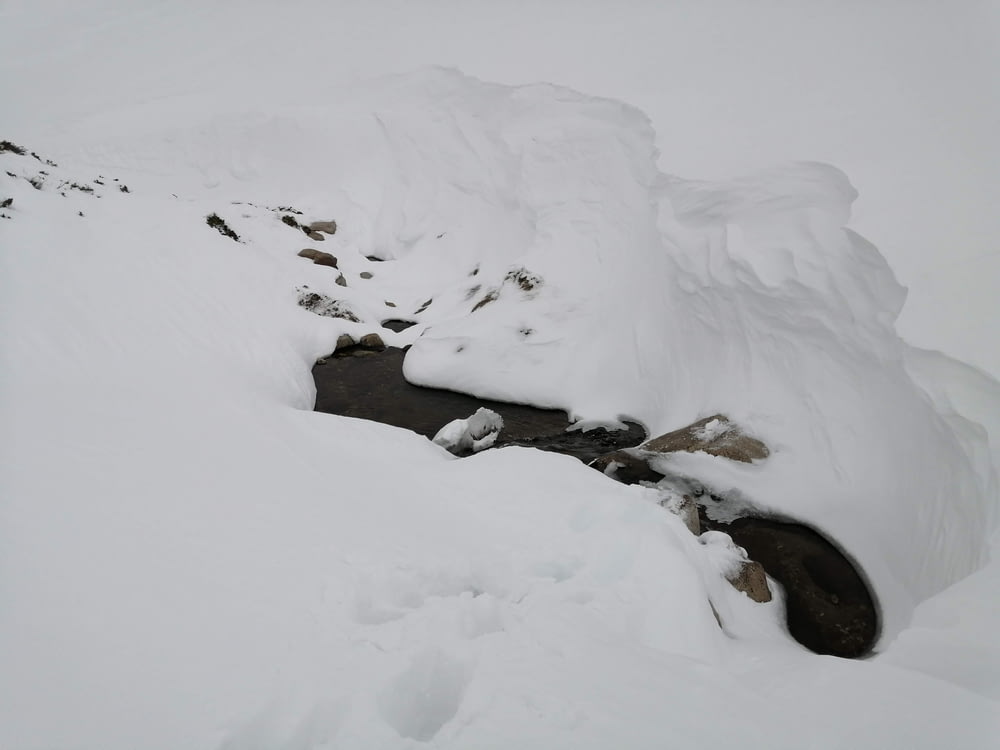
<box><xmin>2</xmin><ymin>65</ymin><xmax>998</xmax><ymax>749</ymax></box>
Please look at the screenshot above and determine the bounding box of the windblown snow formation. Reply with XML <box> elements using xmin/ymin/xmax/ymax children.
<box><xmin>2</xmin><ymin>67</ymin><xmax>998</xmax><ymax>750</ymax></box>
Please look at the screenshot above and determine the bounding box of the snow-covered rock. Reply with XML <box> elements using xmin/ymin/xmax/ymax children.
<box><xmin>433</xmin><ymin>407</ymin><xmax>504</xmax><ymax>455</ymax></box>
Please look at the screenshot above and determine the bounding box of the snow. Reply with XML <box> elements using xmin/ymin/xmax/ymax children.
<box><xmin>433</xmin><ymin>408</ymin><xmax>504</xmax><ymax>454</ymax></box>
<box><xmin>2</xmin><ymin>3</ymin><xmax>999</xmax><ymax>749</ymax></box>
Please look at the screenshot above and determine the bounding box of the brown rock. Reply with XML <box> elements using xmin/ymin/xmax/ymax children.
<box><xmin>312</xmin><ymin>253</ymin><xmax>338</xmax><ymax>268</ymax></box>
<box><xmin>307</xmin><ymin>230</ymin><xmax>325</xmax><ymax>241</ymax></box>
<box><xmin>359</xmin><ymin>271</ymin><xmax>373</xmax><ymax>279</ymax></box>
<box><xmin>335</xmin><ymin>334</ymin><xmax>356</xmax><ymax>350</ymax></box>
<box><xmin>726</xmin><ymin>560</ymin><xmax>772</xmax><ymax>603</ymax></box>
<box><xmin>308</xmin><ymin>220</ymin><xmax>338</xmax><ymax>235</ymax></box>
<box><xmin>641</xmin><ymin>414</ymin><xmax>768</xmax><ymax>463</ymax></box>
<box><xmin>659</xmin><ymin>492</ymin><xmax>700</xmax><ymax>535</ymax></box>
<box><xmin>335</xmin><ymin>274</ymin><xmax>347</xmax><ymax>287</ymax></box>
<box><xmin>359</xmin><ymin>333</ymin><xmax>385</xmax><ymax>349</ymax></box>
<box><xmin>298</xmin><ymin>248</ymin><xmax>321</xmax><ymax>259</ymax></box>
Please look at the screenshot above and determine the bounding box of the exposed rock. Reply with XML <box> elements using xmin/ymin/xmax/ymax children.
<box><xmin>308</xmin><ymin>220</ymin><xmax>338</xmax><ymax>235</ymax></box>
<box><xmin>658</xmin><ymin>490</ymin><xmax>700</xmax><ymax>535</ymax></box>
<box><xmin>335</xmin><ymin>334</ymin><xmax>356</xmax><ymax>351</ymax></box>
<box><xmin>359</xmin><ymin>271</ymin><xmax>373</xmax><ymax>279</ymax></box>
<box><xmin>306</xmin><ymin>230</ymin><xmax>325</xmax><ymax>241</ymax></box>
<box><xmin>335</xmin><ymin>274</ymin><xmax>347</xmax><ymax>287</ymax></box>
<box><xmin>590</xmin><ymin>414</ymin><xmax>766</xmax><ymax>486</ymax></box>
<box><xmin>359</xmin><ymin>333</ymin><xmax>385</xmax><ymax>350</ymax></box>
<box><xmin>385</xmin><ymin>301</ymin><xmax>397</xmax><ymax>307</ymax></box>
<box><xmin>298</xmin><ymin>248</ymin><xmax>338</xmax><ymax>267</ymax></box>
<box><xmin>727</xmin><ymin>560</ymin><xmax>772</xmax><ymax>603</ymax></box>
<box><xmin>700</xmin><ymin>530</ymin><xmax>773</xmax><ymax>603</ymax></box>
<box><xmin>642</xmin><ymin>414</ymin><xmax>768</xmax><ymax>463</ymax></box>
<box><xmin>312</xmin><ymin>253</ymin><xmax>338</xmax><ymax>268</ymax></box>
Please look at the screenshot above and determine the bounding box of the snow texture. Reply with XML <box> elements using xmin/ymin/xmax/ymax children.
<box><xmin>2</xmin><ymin>3</ymin><xmax>999</xmax><ymax>749</ymax></box>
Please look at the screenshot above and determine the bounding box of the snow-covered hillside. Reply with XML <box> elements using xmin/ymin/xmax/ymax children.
<box><xmin>2</xmin><ymin>3</ymin><xmax>998</xmax><ymax>749</ymax></box>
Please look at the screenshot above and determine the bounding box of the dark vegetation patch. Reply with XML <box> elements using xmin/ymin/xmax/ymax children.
<box><xmin>471</xmin><ymin>289</ymin><xmax>499</xmax><ymax>312</ymax></box>
<box><xmin>414</xmin><ymin>298</ymin><xmax>433</xmax><ymax>314</ymax></box>
<box><xmin>62</xmin><ymin>181</ymin><xmax>93</xmax><ymax>194</ymax></box>
<box><xmin>0</xmin><ymin>140</ymin><xmax>26</xmax><ymax>155</ymax></box>
<box><xmin>505</xmin><ymin>267</ymin><xmax>543</xmax><ymax>292</ymax></box>
<box><xmin>296</xmin><ymin>289</ymin><xmax>360</xmax><ymax>322</ymax></box>
<box><xmin>465</xmin><ymin>284</ymin><xmax>481</xmax><ymax>300</ymax></box>
<box><xmin>281</xmin><ymin>214</ymin><xmax>301</xmax><ymax>228</ymax></box>
<box><xmin>206</xmin><ymin>213</ymin><xmax>240</xmax><ymax>241</ymax></box>
<box><xmin>1</xmin><ymin>198</ymin><xmax>11</xmax><ymax>208</ymax></box>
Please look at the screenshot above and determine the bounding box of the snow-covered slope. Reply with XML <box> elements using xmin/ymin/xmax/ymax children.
<box><xmin>2</xmin><ymin>4</ymin><xmax>999</xmax><ymax>749</ymax></box>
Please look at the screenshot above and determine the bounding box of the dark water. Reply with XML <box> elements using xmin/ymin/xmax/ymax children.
<box><xmin>311</xmin><ymin>346</ymin><xmax>877</xmax><ymax>657</ymax></box>
<box><xmin>701</xmin><ymin>512</ymin><xmax>878</xmax><ymax>657</ymax></box>
<box><xmin>312</xmin><ymin>347</ymin><xmax>645</xmax><ymax>461</ymax></box>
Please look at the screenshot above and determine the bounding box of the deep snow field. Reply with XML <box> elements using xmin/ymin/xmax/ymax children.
<box><xmin>2</xmin><ymin>3</ymin><xmax>999</xmax><ymax>749</ymax></box>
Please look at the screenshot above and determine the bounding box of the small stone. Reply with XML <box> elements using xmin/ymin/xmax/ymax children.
<box><xmin>726</xmin><ymin>560</ymin><xmax>772</xmax><ymax>603</ymax></box>
<box><xmin>307</xmin><ymin>230</ymin><xmax>325</xmax><ymax>241</ymax></box>
<box><xmin>308</xmin><ymin>220</ymin><xmax>338</xmax><ymax>235</ymax></box>
<box><xmin>359</xmin><ymin>333</ymin><xmax>385</xmax><ymax>349</ymax></box>
<box><xmin>335</xmin><ymin>274</ymin><xmax>347</xmax><ymax>287</ymax></box>
<box><xmin>298</xmin><ymin>248</ymin><xmax>321</xmax><ymax>259</ymax></box>
<box><xmin>385</xmin><ymin>301</ymin><xmax>397</xmax><ymax>307</ymax></box>
<box><xmin>359</xmin><ymin>271</ymin><xmax>373</xmax><ymax>279</ymax></box>
<box><xmin>312</xmin><ymin>253</ymin><xmax>338</xmax><ymax>268</ymax></box>
<box><xmin>335</xmin><ymin>334</ymin><xmax>356</xmax><ymax>350</ymax></box>
<box><xmin>659</xmin><ymin>491</ymin><xmax>700</xmax><ymax>535</ymax></box>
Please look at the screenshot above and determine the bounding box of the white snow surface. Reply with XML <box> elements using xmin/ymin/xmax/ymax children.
<box><xmin>2</xmin><ymin>4</ymin><xmax>1000</xmax><ymax>750</ymax></box>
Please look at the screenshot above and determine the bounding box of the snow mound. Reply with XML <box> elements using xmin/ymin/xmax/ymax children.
<box><xmin>433</xmin><ymin>407</ymin><xmax>504</xmax><ymax>455</ymax></box>
<box><xmin>2</xmin><ymin>65</ymin><xmax>998</xmax><ymax>749</ymax></box>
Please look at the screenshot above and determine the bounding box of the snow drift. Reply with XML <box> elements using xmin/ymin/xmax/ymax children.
<box><xmin>2</xmin><ymin>66</ymin><xmax>999</xmax><ymax>749</ymax></box>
